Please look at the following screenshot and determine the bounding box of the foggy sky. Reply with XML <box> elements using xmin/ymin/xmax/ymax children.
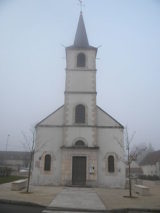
<box><xmin>0</xmin><ymin>0</ymin><xmax>160</xmax><ymax>151</ymax></box>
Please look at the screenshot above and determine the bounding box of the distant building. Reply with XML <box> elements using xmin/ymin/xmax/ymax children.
<box><xmin>140</xmin><ymin>150</ymin><xmax>160</xmax><ymax>177</ymax></box>
<box><xmin>0</xmin><ymin>151</ymin><xmax>30</xmax><ymax>175</ymax></box>
<box><xmin>32</xmin><ymin>12</ymin><xmax>125</xmax><ymax>188</ymax></box>
<box><xmin>126</xmin><ymin>160</ymin><xmax>143</xmax><ymax>178</ymax></box>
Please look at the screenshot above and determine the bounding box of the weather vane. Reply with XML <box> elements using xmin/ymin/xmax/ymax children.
<box><xmin>78</xmin><ymin>0</ymin><xmax>85</xmax><ymax>13</ymax></box>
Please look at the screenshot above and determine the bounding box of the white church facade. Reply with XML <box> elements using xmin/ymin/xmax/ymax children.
<box><xmin>32</xmin><ymin>13</ymin><xmax>125</xmax><ymax>188</ymax></box>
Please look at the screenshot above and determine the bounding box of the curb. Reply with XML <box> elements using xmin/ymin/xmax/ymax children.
<box><xmin>0</xmin><ymin>200</ymin><xmax>160</xmax><ymax>212</ymax></box>
<box><xmin>0</xmin><ymin>198</ymin><xmax>46</xmax><ymax>208</ymax></box>
<box><xmin>46</xmin><ymin>206</ymin><xmax>106</xmax><ymax>212</ymax></box>
<box><xmin>46</xmin><ymin>206</ymin><xmax>160</xmax><ymax>213</ymax></box>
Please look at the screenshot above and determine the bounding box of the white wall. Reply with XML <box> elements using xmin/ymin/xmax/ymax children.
<box><xmin>65</xmin><ymin>70</ymin><xmax>96</xmax><ymax>92</ymax></box>
<box><xmin>38</xmin><ymin>106</ymin><xmax>64</xmax><ymax>126</ymax></box>
<box><xmin>64</xmin><ymin>93</ymin><xmax>96</xmax><ymax>126</ymax></box>
<box><xmin>142</xmin><ymin>163</ymin><xmax>160</xmax><ymax>177</ymax></box>
<box><xmin>156</xmin><ymin>162</ymin><xmax>160</xmax><ymax>177</ymax></box>
<box><xmin>32</xmin><ymin>126</ymin><xmax>63</xmax><ymax>185</ymax></box>
<box><xmin>66</xmin><ymin>49</ymin><xmax>97</xmax><ymax>70</ymax></box>
<box><xmin>97</xmin><ymin>106</ymin><xmax>122</xmax><ymax>127</ymax></box>
<box><xmin>63</xmin><ymin>126</ymin><xmax>97</xmax><ymax>147</ymax></box>
<box><xmin>97</xmin><ymin>128</ymin><xmax>125</xmax><ymax>188</ymax></box>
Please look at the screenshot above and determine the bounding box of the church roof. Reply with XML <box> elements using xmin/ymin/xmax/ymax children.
<box><xmin>74</xmin><ymin>12</ymin><xmax>89</xmax><ymax>48</ymax></box>
<box><xmin>97</xmin><ymin>106</ymin><xmax>124</xmax><ymax>128</ymax></box>
<box><xmin>36</xmin><ymin>105</ymin><xmax>123</xmax><ymax>129</ymax></box>
<box><xmin>67</xmin><ymin>12</ymin><xmax>97</xmax><ymax>50</ymax></box>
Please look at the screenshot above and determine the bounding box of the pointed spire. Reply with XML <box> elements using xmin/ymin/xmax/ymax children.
<box><xmin>73</xmin><ymin>12</ymin><xmax>89</xmax><ymax>48</ymax></box>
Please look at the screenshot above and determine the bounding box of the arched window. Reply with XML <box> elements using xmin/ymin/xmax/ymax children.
<box><xmin>44</xmin><ymin>154</ymin><xmax>51</xmax><ymax>171</ymax></box>
<box><xmin>77</xmin><ymin>53</ymin><xmax>85</xmax><ymax>67</ymax></box>
<box><xmin>108</xmin><ymin>155</ymin><xmax>114</xmax><ymax>173</ymax></box>
<box><xmin>75</xmin><ymin>140</ymin><xmax>85</xmax><ymax>147</ymax></box>
<box><xmin>75</xmin><ymin>104</ymin><xmax>85</xmax><ymax>123</ymax></box>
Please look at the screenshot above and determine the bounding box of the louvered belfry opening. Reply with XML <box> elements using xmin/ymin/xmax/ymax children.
<box><xmin>77</xmin><ymin>53</ymin><xmax>86</xmax><ymax>67</ymax></box>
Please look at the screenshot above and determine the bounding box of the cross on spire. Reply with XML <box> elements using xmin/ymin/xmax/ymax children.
<box><xmin>78</xmin><ymin>0</ymin><xmax>84</xmax><ymax>13</ymax></box>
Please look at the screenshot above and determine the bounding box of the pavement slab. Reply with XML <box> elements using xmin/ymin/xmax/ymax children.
<box><xmin>49</xmin><ymin>187</ymin><xmax>106</xmax><ymax>211</ymax></box>
<box><xmin>1</xmin><ymin>180</ymin><xmax>160</xmax><ymax>211</ymax></box>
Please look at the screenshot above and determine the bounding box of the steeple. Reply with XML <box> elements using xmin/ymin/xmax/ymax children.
<box><xmin>73</xmin><ymin>12</ymin><xmax>89</xmax><ymax>48</ymax></box>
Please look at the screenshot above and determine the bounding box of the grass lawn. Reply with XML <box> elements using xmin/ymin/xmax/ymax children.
<box><xmin>0</xmin><ymin>176</ymin><xmax>27</xmax><ymax>184</ymax></box>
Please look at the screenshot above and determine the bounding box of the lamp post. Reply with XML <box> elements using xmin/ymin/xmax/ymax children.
<box><xmin>6</xmin><ymin>134</ymin><xmax>10</xmax><ymax>151</ymax></box>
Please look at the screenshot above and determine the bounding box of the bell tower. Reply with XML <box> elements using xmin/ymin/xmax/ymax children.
<box><xmin>63</xmin><ymin>12</ymin><xmax>98</xmax><ymax>146</ymax></box>
<box><xmin>61</xmin><ymin>12</ymin><xmax>98</xmax><ymax>185</ymax></box>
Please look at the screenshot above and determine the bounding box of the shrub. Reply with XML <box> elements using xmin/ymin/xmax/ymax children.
<box><xmin>0</xmin><ymin>167</ymin><xmax>12</xmax><ymax>177</ymax></box>
<box><xmin>139</xmin><ymin>174</ymin><xmax>160</xmax><ymax>180</ymax></box>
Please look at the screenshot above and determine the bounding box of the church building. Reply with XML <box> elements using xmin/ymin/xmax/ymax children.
<box><xmin>32</xmin><ymin>12</ymin><xmax>125</xmax><ymax>188</ymax></box>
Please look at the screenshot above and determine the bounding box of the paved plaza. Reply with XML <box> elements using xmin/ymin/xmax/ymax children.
<box><xmin>48</xmin><ymin>187</ymin><xmax>106</xmax><ymax>210</ymax></box>
<box><xmin>0</xmin><ymin>180</ymin><xmax>160</xmax><ymax>211</ymax></box>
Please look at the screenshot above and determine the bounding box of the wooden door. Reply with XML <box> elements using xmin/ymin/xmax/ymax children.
<box><xmin>72</xmin><ymin>156</ymin><xmax>86</xmax><ymax>185</ymax></box>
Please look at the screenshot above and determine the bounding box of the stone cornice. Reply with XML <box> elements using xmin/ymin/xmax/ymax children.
<box><xmin>37</xmin><ymin>124</ymin><xmax>123</xmax><ymax>129</ymax></box>
<box><xmin>65</xmin><ymin>68</ymin><xmax>97</xmax><ymax>72</ymax></box>
<box><xmin>64</xmin><ymin>91</ymin><xmax>97</xmax><ymax>95</ymax></box>
<box><xmin>60</xmin><ymin>145</ymin><xmax>99</xmax><ymax>150</ymax></box>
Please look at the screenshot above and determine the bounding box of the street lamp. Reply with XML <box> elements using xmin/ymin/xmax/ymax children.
<box><xmin>6</xmin><ymin>134</ymin><xmax>10</xmax><ymax>151</ymax></box>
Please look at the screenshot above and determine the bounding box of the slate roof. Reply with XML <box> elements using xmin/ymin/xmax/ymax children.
<box><xmin>67</xmin><ymin>12</ymin><xmax>97</xmax><ymax>50</ymax></box>
<box><xmin>36</xmin><ymin>105</ymin><xmax>64</xmax><ymax>127</ymax></box>
<box><xmin>74</xmin><ymin>12</ymin><xmax>89</xmax><ymax>48</ymax></box>
<box><xmin>97</xmin><ymin>105</ymin><xmax>124</xmax><ymax>128</ymax></box>
<box><xmin>140</xmin><ymin>150</ymin><xmax>160</xmax><ymax>166</ymax></box>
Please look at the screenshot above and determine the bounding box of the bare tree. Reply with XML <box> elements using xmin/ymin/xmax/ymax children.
<box><xmin>116</xmin><ymin>127</ymin><xmax>146</xmax><ymax>197</ymax></box>
<box><xmin>21</xmin><ymin>129</ymin><xmax>35</xmax><ymax>193</ymax></box>
<box><xmin>21</xmin><ymin>128</ymin><xmax>50</xmax><ymax>193</ymax></box>
<box><xmin>126</xmin><ymin>128</ymin><xmax>148</xmax><ymax>197</ymax></box>
<box><xmin>125</xmin><ymin>128</ymin><xmax>136</xmax><ymax>197</ymax></box>
<box><xmin>131</xmin><ymin>142</ymin><xmax>153</xmax><ymax>164</ymax></box>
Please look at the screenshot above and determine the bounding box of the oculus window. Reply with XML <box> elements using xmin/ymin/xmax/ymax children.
<box><xmin>75</xmin><ymin>140</ymin><xmax>85</xmax><ymax>147</ymax></box>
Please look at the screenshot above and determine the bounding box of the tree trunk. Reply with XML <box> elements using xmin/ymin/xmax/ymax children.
<box><xmin>26</xmin><ymin>151</ymin><xmax>33</xmax><ymax>193</ymax></box>
<box><xmin>127</xmin><ymin>141</ymin><xmax>132</xmax><ymax>198</ymax></box>
<box><xmin>128</xmin><ymin>162</ymin><xmax>132</xmax><ymax>197</ymax></box>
